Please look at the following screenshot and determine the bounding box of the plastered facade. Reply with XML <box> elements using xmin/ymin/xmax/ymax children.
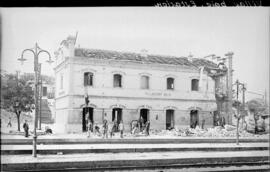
<box><xmin>54</xmin><ymin>45</ymin><xmax>218</xmax><ymax>133</ymax></box>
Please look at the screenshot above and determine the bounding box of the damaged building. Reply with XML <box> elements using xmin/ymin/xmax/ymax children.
<box><xmin>54</xmin><ymin>37</ymin><xmax>231</xmax><ymax>133</ymax></box>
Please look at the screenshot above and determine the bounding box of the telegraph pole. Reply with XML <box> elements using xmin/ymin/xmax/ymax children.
<box><xmin>235</xmin><ymin>79</ymin><xmax>246</xmax><ymax>145</ymax></box>
<box><xmin>242</xmin><ymin>84</ymin><xmax>246</xmax><ymax>112</ymax></box>
<box><xmin>235</xmin><ymin>79</ymin><xmax>240</xmax><ymax>145</ymax></box>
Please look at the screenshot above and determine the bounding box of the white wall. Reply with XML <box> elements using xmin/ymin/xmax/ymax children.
<box><xmin>64</xmin><ymin>58</ymin><xmax>216</xmax><ymax>102</ymax></box>
<box><xmin>54</xmin><ymin>55</ymin><xmax>217</xmax><ymax>133</ymax></box>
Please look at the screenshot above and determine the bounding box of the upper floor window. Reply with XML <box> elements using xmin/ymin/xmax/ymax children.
<box><xmin>167</xmin><ymin>77</ymin><xmax>174</xmax><ymax>90</ymax></box>
<box><xmin>42</xmin><ymin>86</ymin><xmax>47</xmax><ymax>97</ymax></box>
<box><xmin>113</xmin><ymin>74</ymin><xmax>122</xmax><ymax>88</ymax></box>
<box><xmin>84</xmin><ymin>72</ymin><xmax>93</xmax><ymax>86</ymax></box>
<box><xmin>191</xmin><ymin>79</ymin><xmax>199</xmax><ymax>91</ymax></box>
<box><xmin>141</xmin><ymin>75</ymin><xmax>149</xmax><ymax>89</ymax></box>
<box><xmin>60</xmin><ymin>74</ymin><xmax>63</xmax><ymax>89</ymax></box>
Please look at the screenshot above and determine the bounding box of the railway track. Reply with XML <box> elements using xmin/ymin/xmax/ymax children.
<box><xmin>2</xmin><ymin>139</ymin><xmax>269</xmax><ymax>171</ymax></box>
<box><xmin>3</xmin><ymin>161</ymin><xmax>270</xmax><ymax>172</ymax></box>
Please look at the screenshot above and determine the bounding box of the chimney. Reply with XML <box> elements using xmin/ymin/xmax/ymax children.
<box><xmin>140</xmin><ymin>49</ymin><xmax>148</xmax><ymax>57</ymax></box>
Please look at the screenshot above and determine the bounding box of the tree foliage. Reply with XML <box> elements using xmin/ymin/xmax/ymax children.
<box><xmin>1</xmin><ymin>73</ymin><xmax>34</xmax><ymax>131</ymax></box>
<box><xmin>20</xmin><ymin>73</ymin><xmax>55</xmax><ymax>85</ymax></box>
<box><xmin>247</xmin><ymin>98</ymin><xmax>267</xmax><ymax>115</ymax></box>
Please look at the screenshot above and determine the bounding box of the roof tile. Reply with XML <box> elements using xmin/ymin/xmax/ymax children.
<box><xmin>74</xmin><ymin>48</ymin><xmax>217</xmax><ymax>69</ymax></box>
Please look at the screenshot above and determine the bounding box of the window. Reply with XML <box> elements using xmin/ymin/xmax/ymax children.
<box><xmin>167</xmin><ymin>78</ymin><xmax>174</xmax><ymax>90</ymax></box>
<box><xmin>113</xmin><ymin>74</ymin><xmax>122</xmax><ymax>88</ymax></box>
<box><xmin>42</xmin><ymin>86</ymin><xmax>47</xmax><ymax>97</ymax></box>
<box><xmin>191</xmin><ymin>79</ymin><xmax>199</xmax><ymax>91</ymax></box>
<box><xmin>141</xmin><ymin>76</ymin><xmax>149</xmax><ymax>89</ymax></box>
<box><xmin>84</xmin><ymin>72</ymin><xmax>93</xmax><ymax>86</ymax></box>
<box><xmin>60</xmin><ymin>74</ymin><xmax>63</xmax><ymax>89</ymax></box>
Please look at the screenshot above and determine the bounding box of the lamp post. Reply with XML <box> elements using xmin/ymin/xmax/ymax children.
<box><xmin>38</xmin><ymin>63</ymin><xmax>42</xmax><ymax>130</ymax></box>
<box><xmin>18</xmin><ymin>43</ymin><xmax>53</xmax><ymax>157</ymax></box>
<box><xmin>39</xmin><ymin>76</ymin><xmax>42</xmax><ymax>130</ymax></box>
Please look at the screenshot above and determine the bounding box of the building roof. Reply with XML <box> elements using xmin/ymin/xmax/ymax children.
<box><xmin>74</xmin><ymin>48</ymin><xmax>217</xmax><ymax>69</ymax></box>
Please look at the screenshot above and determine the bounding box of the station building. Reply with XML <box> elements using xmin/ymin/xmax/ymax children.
<box><xmin>54</xmin><ymin>40</ymin><xmax>220</xmax><ymax>133</ymax></box>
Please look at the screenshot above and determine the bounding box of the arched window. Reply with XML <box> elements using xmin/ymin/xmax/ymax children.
<box><xmin>113</xmin><ymin>74</ymin><xmax>122</xmax><ymax>88</ymax></box>
<box><xmin>84</xmin><ymin>72</ymin><xmax>93</xmax><ymax>86</ymax></box>
<box><xmin>141</xmin><ymin>75</ymin><xmax>149</xmax><ymax>89</ymax></box>
<box><xmin>167</xmin><ymin>77</ymin><xmax>174</xmax><ymax>90</ymax></box>
<box><xmin>191</xmin><ymin>79</ymin><xmax>199</xmax><ymax>91</ymax></box>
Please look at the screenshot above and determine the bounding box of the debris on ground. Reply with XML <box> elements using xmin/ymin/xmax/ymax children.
<box><xmin>147</xmin><ymin>124</ymin><xmax>267</xmax><ymax>138</ymax></box>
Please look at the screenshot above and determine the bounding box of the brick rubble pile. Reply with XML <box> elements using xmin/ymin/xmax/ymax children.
<box><xmin>150</xmin><ymin>125</ymin><xmax>268</xmax><ymax>138</ymax></box>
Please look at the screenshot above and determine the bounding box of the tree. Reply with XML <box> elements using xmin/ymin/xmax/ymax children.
<box><xmin>247</xmin><ymin>98</ymin><xmax>267</xmax><ymax>114</ymax></box>
<box><xmin>1</xmin><ymin>73</ymin><xmax>34</xmax><ymax>131</ymax></box>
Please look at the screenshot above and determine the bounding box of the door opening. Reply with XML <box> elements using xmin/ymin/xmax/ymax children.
<box><xmin>112</xmin><ymin>108</ymin><xmax>122</xmax><ymax>132</ymax></box>
<box><xmin>139</xmin><ymin>108</ymin><xmax>149</xmax><ymax>132</ymax></box>
<box><xmin>166</xmin><ymin>110</ymin><xmax>174</xmax><ymax>130</ymax></box>
<box><xmin>190</xmin><ymin>110</ymin><xmax>199</xmax><ymax>128</ymax></box>
<box><xmin>82</xmin><ymin>107</ymin><xmax>94</xmax><ymax>132</ymax></box>
<box><xmin>140</xmin><ymin>109</ymin><xmax>149</xmax><ymax>124</ymax></box>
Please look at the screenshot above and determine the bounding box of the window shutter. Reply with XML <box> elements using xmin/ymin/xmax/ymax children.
<box><xmin>167</xmin><ymin>78</ymin><xmax>174</xmax><ymax>90</ymax></box>
<box><xmin>141</xmin><ymin>76</ymin><xmax>149</xmax><ymax>89</ymax></box>
<box><xmin>114</xmin><ymin>74</ymin><xmax>122</xmax><ymax>87</ymax></box>
<box><xmin>89</xmin><ymin>74</ymin><xmax>93</xmax><ymax>86</ymax></box>
<box><xmin>192</xmin><ymin>79</ymin><xmax>199</xmax><ymax>91</ymax></box>
<box><xmin>84</xmin><ymin>73</ymin><xmax>87</xmax><ymax>86</ymax></box>
<box><xmin>119</xmin><ymin>75</ymin><xmax>122</xmax><ymax>87</ymax></box>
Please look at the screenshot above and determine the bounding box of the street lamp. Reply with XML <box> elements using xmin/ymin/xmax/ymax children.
<box><xmin>37</xmin><ymin>63</ymin><xmax>42</xmax><ymax>130</ymax></box>
<box><xmin>18</xmin><ymin>43</ymin><xmax>53</xmax><ymax>157</ymax></box>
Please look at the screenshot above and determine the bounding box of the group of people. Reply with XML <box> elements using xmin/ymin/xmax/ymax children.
<box><xmin>86</xmin><ymin>119</ymin><xmax>124</xmax><ymax>138</ymax></box>
<box><xmin>86</xmin><ymin>116</ymin><xmax>151</xmax><ymax>138</ymax></box>
<box><xmin>214</xmin><ymin>116</ymin><xmax>226</xmax><ymax>128</ymax></box>
<box><xmin>131</xmin><ymin>116</ymin><xmax>150</xmax><ymax>136</ymax></box>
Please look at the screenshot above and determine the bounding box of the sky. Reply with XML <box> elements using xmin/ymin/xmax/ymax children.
<box><xmin>1</xmin><ymin>7</ymin><xmax>269</xmax><ymax>101</ymax></box>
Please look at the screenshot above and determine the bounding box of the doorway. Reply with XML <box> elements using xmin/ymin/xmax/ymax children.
<box><xmin>112</xmin><ymin>108</ymin><xmax>122</xmax><ymax>123</ymax></box>
<box><xmin>140</xmin><ymin>108</ymin><xmax>149</xmax><ymax>124</ymax></box>
<box><xmin>166</xmin><ymin>110</ymin><xmax>174</xmax><ymax>130</ymax></box>
<box><xmin>82</xmin><ymin>107</ymin><xmax>94</xmax><ymax>132</ymax></box>
<box><xmin>190</xmin><ymin>110</ymin><xmax>199</xmax><ymax>128</ymax></box>
<box><xmin>112</xmin><ymin>108</ymin><xmax>122</xmax><ymax>132</ymax></box>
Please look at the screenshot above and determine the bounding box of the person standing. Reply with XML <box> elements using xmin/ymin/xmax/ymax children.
<box><xmin>113</xmin><ymin>119</ymin><xmax>118</xmax><ymax>133</ymax></box>
<box><xmin>139</xmin><ymin>116</ymin><xmax>144</xmax><ymax>132</ymax></box>
<box><xmin>87</xmin><ymin>119</ymin><xmax>92</xmax><ymax>138</ymax></box>
<box><xmin>201</xmin><ymin>119</ymin><xmax>205</xmax><ymax>129</ymax></box>
<box><xmin>23</xmin><ymin>120</ymin><xmax>29</xmax><ymax>137</ymax></box>
<box><xmin>119</xmin><ymin>120</ymin><xmax>124</xmax><ymax>138</ymax></box>
<box><xmin>102</xmin><ymin>120</ymin><xmax>108</xmax><ymax>139</ymax></box>
<box><xmin>108</xmin><ymin>122</ymin><xmax>114</xmax><ymax>138</ymax></box>
<box><xmin>254</xmin><ymin>114</ymin><xmax>259</xmax><ymax>134</ymax></box>
<box><xmin>7</xmin><ymin>117</ymin><xmax>12</xmax><ymax>128</ymax></box>
<box><xmin>145</xmin><ymin>120</ymin><xmax>150</xmax><ymax>136</ymax></box>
